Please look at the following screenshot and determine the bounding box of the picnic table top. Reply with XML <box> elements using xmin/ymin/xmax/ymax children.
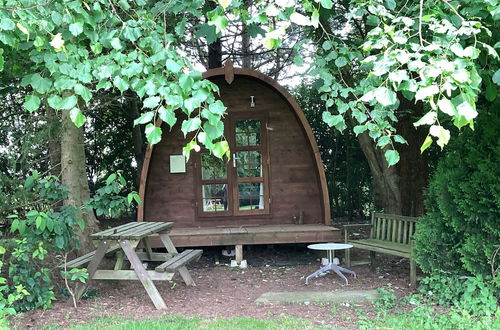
<box><xmin>91</xmin><ymin>221</ymin><xmax>174</xmax><ymax>240</ymax></box>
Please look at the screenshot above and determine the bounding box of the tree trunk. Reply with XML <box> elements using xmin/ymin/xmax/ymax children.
<box><xmin>127</xmin><ymin>92</ymin><xmax>145</xmax><ymax>188</ymax></box>
<box><xmin>394</xmin><ymin>99</ymin><xmax>428</xmax><ymax>216</ymax></box>
<box><xmin>357</xmin><ymin>132</ymin><xmax>402</xmax><ymax>215</ymax></box>
<box><xmin>208</xmin><ymin>38</ymin><xmax>222</xmax><ymax>69</ymax></box>
<box><xmin>46</xmin><ymin>107</ymin><xmax>61</xmax><ymax>176</ymax></box>
<box><xmin>357</xmin><ymin>99</ymin><xmax>428</xmax><ymax>216</ymax></box>
<box><xmin>61</xmin><ymin>110</ymin><xmax>99</xmax><ymax>254</ymax></box>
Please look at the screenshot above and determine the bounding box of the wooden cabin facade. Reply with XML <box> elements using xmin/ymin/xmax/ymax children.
<box><xmin>138</xmin><ymin>63</ymin><xmax>340</xmax><ymax>248</ymax></box>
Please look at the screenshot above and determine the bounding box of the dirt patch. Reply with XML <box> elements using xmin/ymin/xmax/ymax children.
<box><xmin>14</xmin><ymin>245</ymin><xmax>416</xmax><ymax>329</ymax></box>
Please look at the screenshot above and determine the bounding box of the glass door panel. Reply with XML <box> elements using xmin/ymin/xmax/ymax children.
<box><xmin>235</xmin><ymin>151</ymin><xmax>262</xmax><ymax>178</ymax></box>
<box><xmin>232</xmin><ymin>117</ymin><xmax>268</xmax><ymax>215</ymax></box>
<box><xmin>238</xmin><ymin>183</ymin><xmax>265</xmax><ymax>211</ymax></box>
<box><xmin>199</xmin><ymin>153</ymin><xmax>229</xmax><ymax>215</ymax></box>
<box><xmin>202</xmin><ymin>184</ymin><xmax>228</xmax><ymax>212</ymax></box>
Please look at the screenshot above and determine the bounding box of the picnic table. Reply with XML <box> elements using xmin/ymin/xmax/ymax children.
<box><xmin>66</xmin><ymin>222</ymin><xmax>202</xmax><ymax>309</ymax></box>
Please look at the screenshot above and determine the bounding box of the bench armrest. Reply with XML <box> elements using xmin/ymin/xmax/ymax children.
<box><xmin>343</xmin><ymin>223</ymin><xmax>373</xmax><ymax>228</ymax></box>
<box><xmin>344</xmin><ymin>224</ymin><xmax>373</xmax><ymax>243</ymax></box>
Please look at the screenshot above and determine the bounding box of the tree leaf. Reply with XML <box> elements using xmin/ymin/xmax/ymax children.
<box><xmin>320</xmin><ymin>0</ymin><xmax>333</xmax><ymax>9</ymax></box>
<box><xmin>492</xmin><ymin>70</ymin><xmax>500</xmax><ymax>86</ymax></box>
<box><xmin>181</xmin><ymin>117</ymin><xmax>202</xmax><ymax>136</ymax></box>
<box><xmin>143</xmin><ymin>96</ymin><xmax>160</xmax><ymax>109</ymax></box>
<box><xmin>69</xmin><ymin>108</ymin><xmax>86</xmax><ymax>127</ymax></box>
<box><xmin>158</xmin><ymin>106</ymin><xmax>177</xmax><ymax>128</ymax></box>
<box><xmin>485</xmin><ymin>84</ymin><xmax>497</xmax><ymax>102</ymax></box>
<box><xmin>31</xmin><ymin>74</ymin><xmax>52</xmax><ymax>94</ymax></box>
<box><xmin>145</xmin><ymin>123</ymin><xmax>162</xmax><ymax>144</ymax></box>
<box><xmin>113</xmin><ymin>75</ymin><xmax>129</xmax><ymax>93</ymax></box>
<box><xmin>413</xmin><ymin>111</ymin><xmax>437</xmax><ymax>127</ymax></box>
<box><xmin>74</xmin><ymin>84</ymin><xmax>92</xmax><ymax>102</ymax></box>
<box><xmin>415</xmin><ymin>85</ymin><xmax>439</xmax><ymax>100</ymax></box>
<box><xmin>290</xmin><ymin>12</ymin><xmax>311</xmax><ymax>26</ymax></box>
<box><xmin>420</xmin><ymin>135</ymin><xmax>433</xmax><ymax>153</ymax></box>
<box><xmin>212</xmin><ymin>141</ymin><xmax>230</xmax><ymax>159</ymax></box>
<box><xmin>384</xmin><ymin>149</ymin><xmax>399</xmax><ymax>166</ymax></box>
<box><xmin>429</xmin><ymin>125</ymin><xmax>450</xmax><ymax>149</ymax></box>
<box><xmin>166</xmin><ymin>59</ymin><xmax>182</xmax><ymax>73</ymax></box>
<box><xmin>437</xmin><ymin>98</ymin><xmax>456</xmax><ymax>116</ymax></box>
<box><xmin>24</xmin><ymin>94</ymin><xmax>41</xmax><ymax>112</ymax></box>
<box><xmin>334</xmin><ymin>57</ymin><xmax>348</xmax><ymax>68</ymax></box>
<box><xmin>106</xmin><ymin>173</ymin><xmax>117</xmax><ymax>185</ymax></box>
<box><xmin>353</xmin><ymin>125</ymin><xmax>368</xmax><ymax>136</ymax></box>
<box><xmin>60</xmin><ymin>95</ymin><xmax>78</xmax><ymax>110</ymax></box>
<box><xmin>208</xmin><ymin>100</ymin><xmax>226</xmax><ymax>115</ymax></box>
<box><xmin>218</xmin><ymin>0</ymin><xmax>232</xmax><ymax>9</ymax></box>
<box><xmin>457</xmin><ymin>101</ymin><xmax>477</xmax><ymax>121</ymax></box>
<box><xmin>374</xmin><ymin>87</ymin><xmax>397</xmax><ymax>107</ymax></box>
<box><xmin>133</xmin><ymin>111</ymin><xmax>154</xmax><ymax>126</ymax></box>
<box><xmin>69</xmin><ymin>21</ymin><xmax>84</xmax><ymax>36</ymax></box>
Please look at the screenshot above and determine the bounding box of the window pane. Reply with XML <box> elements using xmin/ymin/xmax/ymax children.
<box><xmin>235</xmin><ymin>119</ymin><xmax>260</xmax><ymax>146</ymax></box>
<box><xmin>238</xmin><ymin>183</ymin><xmax>264</xmax><ymax>211</ymax></box>
<box><xmin>236</xmin><ymin>151</ymin><xmax>262</xmax><ymax>178</ymax></box>
<box><xmin>201</xmin><ymin>153</ymin><xmax>227</xmax><ymax>180</ymax></box>
<box><xmin>202</xmin><ymin>184</ymin><xmax>228</xmax><ymax>212</ymax></box>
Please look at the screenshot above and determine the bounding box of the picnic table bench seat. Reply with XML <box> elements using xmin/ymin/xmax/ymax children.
<box><xmin>344</xmin><ymin>213</ymin><xmax>418</xmax><ymax>286</ymax></box>
<box><xmin>58</xmin><ymin>243</ymin><xmax>121</xmax><ymax>269</ymax></box>
<box><xmin>155</xmin><ymin>249</ymin><xmax>202</xmax><ymax>273</ymax></box>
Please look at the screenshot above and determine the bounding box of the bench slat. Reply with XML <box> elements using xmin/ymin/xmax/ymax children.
<box><xmin>60</xmin><ymin>243</ymin><xmax>120</xmax><ymax>269</ymax></box>
<box><xmin>91</xmin><ymin>222</ymin><xmax>143</xmax><ymax>239</ymax></box>
<box><xmin>155</xmin><ymin>249</ymin><xmax>202</xmax><ymax>273</ymax></box>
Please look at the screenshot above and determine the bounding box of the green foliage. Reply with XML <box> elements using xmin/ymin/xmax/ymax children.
<box><xmin>413</xmin><ymin>106</ymin><xmax>500</xmax><ymax>277</ymax></box>
<box><xmin>419</xmin><ymin>274</ymin><xmax>498</xmax><ymax>316</ymax></box>
<box><xmin>85</xmin><ymin>172</ymin><xmax>140</xmax><ymax>218</ymax></box>
<box><xmin>296</xmin><ymin>84</ymin><xmax>372</xmax><ymax>218</ymax></box>
<box><xmin>360</xmin><ymin>305</ymin><xmax>500</xmax><ymax>330</ymax></box>
<box><xmin>0</xmin><ymin>0</ymin><xmax>226</xmax><ymax>159</ymax></box>
<box><xmin>4</xmin><ymin>171</ymin><xmax>82</xmax><ymax>311</ymax></box>
<box><xmin>373</xmin><ymin>287</ymin><xmax>399</xmax><ymax>312</ymax></box>
<box><xmin>0</xmin><ymin>244</ymin><xmax>29</xmax><ymax>329</ymax></box>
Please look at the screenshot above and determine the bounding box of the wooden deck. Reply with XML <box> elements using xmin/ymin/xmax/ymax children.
<box><xmin>149</xmin><ymin>224</ymin><xmax>341</xmax><ymax>248</ymax></box>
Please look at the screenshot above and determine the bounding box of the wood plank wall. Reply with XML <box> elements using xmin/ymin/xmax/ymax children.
<box><xmin>144</xmin><ymin>76</ymin><xmax>324</xmax><ymax>227</ymax></box>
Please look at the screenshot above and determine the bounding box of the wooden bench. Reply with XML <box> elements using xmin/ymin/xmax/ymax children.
<box><xmin>344</xmin><ymin>213</ymin><xmax>418</xmax><ymax>286</ymax></box>
<box><xmin>58</xmin><ymin>244</ymin><xmax>121</xmax><ymax>269</ymax></box>
<box><xmin>155</xmin><ymin>249</ymin><xmax>202</xmax><ymax>273</ymax></box>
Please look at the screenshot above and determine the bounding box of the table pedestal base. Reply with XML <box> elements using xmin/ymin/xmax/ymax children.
<box><xmin>305</xmin><ymin>263</ymin><xmax>356</xmax><ymax>285</ymax></box>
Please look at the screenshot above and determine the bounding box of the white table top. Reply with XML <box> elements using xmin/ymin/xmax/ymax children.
<box><xmin>307</xmin><ymin>243</ymin><xmax>353</xmax><ymax>251</ymax></box>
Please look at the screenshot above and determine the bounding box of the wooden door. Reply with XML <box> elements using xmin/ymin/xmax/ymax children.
<box><xmin>196</xmin><ymin>113</ymin><xmax>270</xmax><ymax>218</ymax></box>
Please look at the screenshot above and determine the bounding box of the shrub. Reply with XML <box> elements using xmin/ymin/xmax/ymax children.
<box><xmin>413</xmin><ymin>107</ymin><xmax>500</xmax><ymax>278</ymax></box>
<box><xmin>419</xmin><ymin>274</ymin><xmax>497</xmax><ymax>316</ymax></box>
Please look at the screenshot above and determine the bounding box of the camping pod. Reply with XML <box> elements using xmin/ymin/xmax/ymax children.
<box><xmin>138</xmin><ymin>62</ymin><xmax>340</xmax><ymax>248</ymax></box>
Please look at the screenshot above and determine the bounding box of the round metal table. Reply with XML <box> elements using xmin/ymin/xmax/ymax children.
<box><xmin>306</xmin><ymin>243</ymin><xmax>356</xmax><ymax>285</ymax></box>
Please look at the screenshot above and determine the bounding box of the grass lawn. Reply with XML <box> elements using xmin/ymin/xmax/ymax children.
<box><xmin>49</xmin><ymin>307</ymin><xmax>499</xmax><ymax>330</ymax></box>
<box><xmin>65</xmin><ymin>316</ymin><xmax>322</xmax><ymax>330</ymax></box>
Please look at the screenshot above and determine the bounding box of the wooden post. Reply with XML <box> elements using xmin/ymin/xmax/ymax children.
<box><xmin>159</xmin><ymin>233</ymin><xmax>195</xmax><ymax>286</ymax></box>
<box><xmin>369</xmin><ymin>251</ymin><xmax>376</xmax><ymax>271</ymax></box>
<box><xmin>114</xmin><ymin>251</ymin><xmax>124</xmax><ymax>270</ymax></box>
<box><xmin>235</xmin><ymin>244</ymin><xmax>243</xmax><ymax>264</ymax></box>
<box><xmin>143</xmin><ymin>237</ymin><xmax>154</xmax><ymax>261</ymax></box>
<box><xmin>74</xmin><ymin>240</ymin><xmax>110</xmax><ymax>300</ymax></box>
<box><xmin>410</xmin><ymin>239</ymin><xmax>417</xmax><ymax>287</ymax></box>
<box><xmin>344</xmin><ymin>229</ymin><xmax>351</xmax><ymax>268</ymax></box>
<box><xmin>120</xmin><ymin>239</ymin><xmax>166</xmax><ymax>309</ymax></box>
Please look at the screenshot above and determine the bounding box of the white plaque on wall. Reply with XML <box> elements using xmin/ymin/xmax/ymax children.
<box><xmin>169</xmin><ymin>155</ymin><xmax>186</xmax><ymax>173</ymax></box>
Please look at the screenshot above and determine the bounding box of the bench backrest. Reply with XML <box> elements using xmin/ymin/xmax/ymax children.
<box><xmin>370</xmin><ymin>213</ymin><xmax>417</xmax><ymax>245</ymax></box>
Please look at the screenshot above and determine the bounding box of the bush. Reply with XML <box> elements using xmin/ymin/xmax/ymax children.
<box><xmin>419</xmin><ymin>274</ymin><xmax>497</xmax><ymax>316</ymax></box>
<box><xmin>413</xmin><ymin>107</ymin><xmax>500</xmax><ymax>278</ymax></box>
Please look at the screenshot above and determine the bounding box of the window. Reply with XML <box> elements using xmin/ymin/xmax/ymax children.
<box><xmin>196</xmin><ymin>114</ymin><xmax>269</xmax><ymax>217</ymax></box>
